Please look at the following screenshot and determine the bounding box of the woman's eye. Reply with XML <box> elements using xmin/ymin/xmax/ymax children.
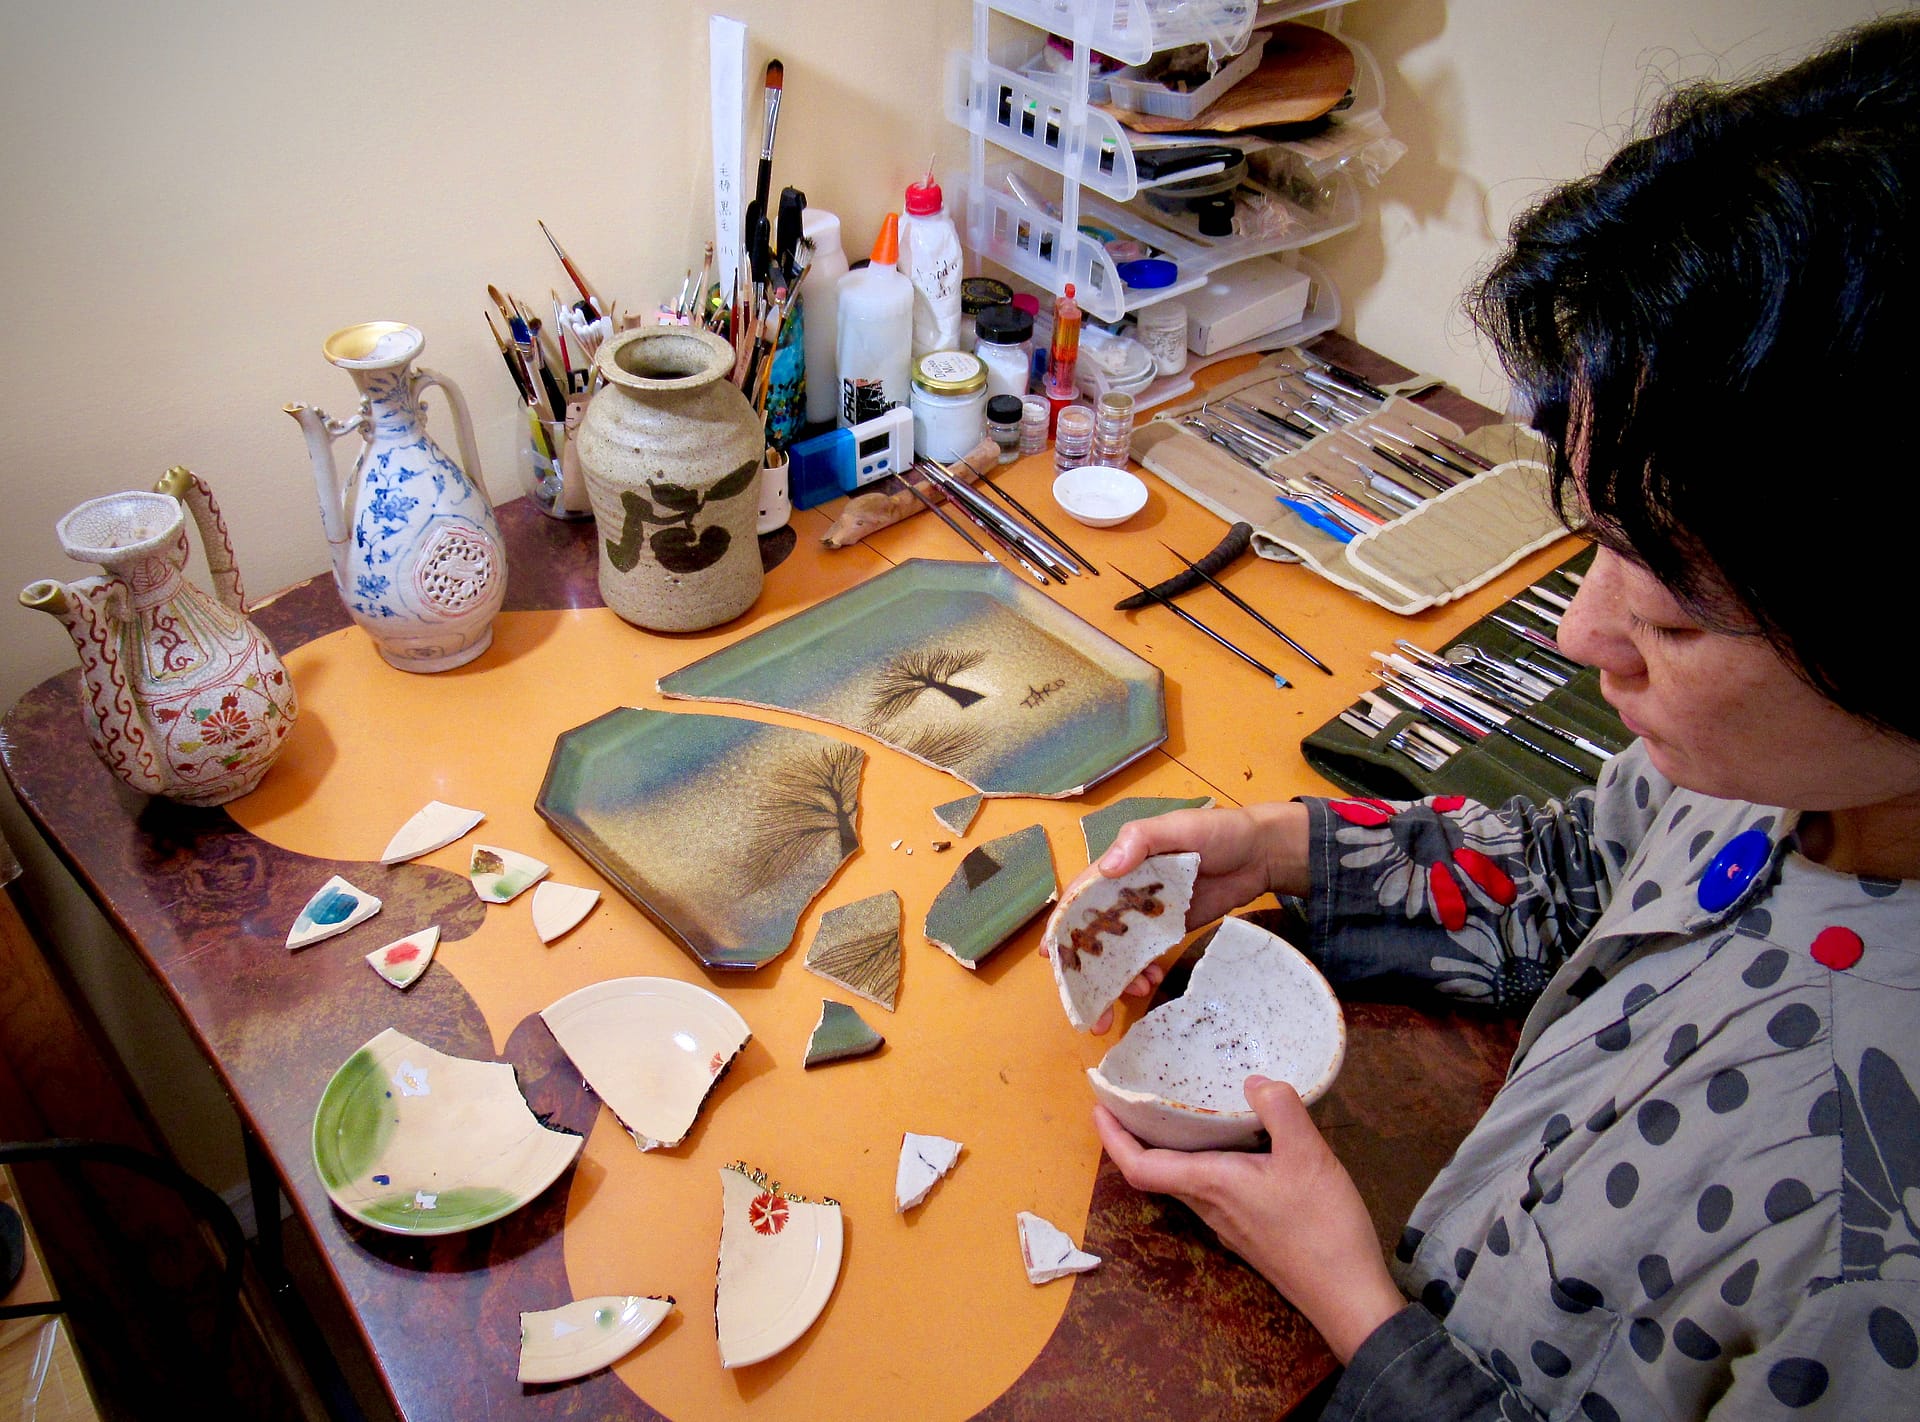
<box><xmin>1628</xmin><ymin>611</ymin><xmax>1687</xmax><ymax>642</ymax></box>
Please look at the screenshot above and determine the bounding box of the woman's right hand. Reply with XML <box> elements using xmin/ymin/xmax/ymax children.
<box><xmin>1094</xmin><ymin>801</ymin><xmax>1312</xmax><ymax>929</ymax></box>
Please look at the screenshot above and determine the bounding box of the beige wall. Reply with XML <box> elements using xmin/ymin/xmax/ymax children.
<box><xmin>1319</xmin><ymin>0</ymin><xmax>1898</xmax><ymax>410</ymax></box>
<box><xmin>0</xmin><ymin>0</ymin><xmax>1898</xmax><ymax>1188</ymax></box>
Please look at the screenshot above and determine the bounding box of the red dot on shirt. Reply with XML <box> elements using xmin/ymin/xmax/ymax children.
<box><xmin>1809</xmin><ymin>926</ymin><xmax>1863</xmax><ymax>972</ymax></box>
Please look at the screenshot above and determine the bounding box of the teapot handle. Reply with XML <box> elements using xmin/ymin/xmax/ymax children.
<box><xmin>155</xmin><ymin>465</ymin><xmax>248</xmax><ymax>614</ymax></box>
<box><xmin>411</xmin><ymin>366</ymin><xmax>489</xmax><ymax>505</ymax></box>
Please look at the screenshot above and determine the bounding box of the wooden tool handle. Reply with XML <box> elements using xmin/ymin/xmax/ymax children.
<box><xmin>820</xmin><ymin>437</ymin><xmax>1004</xmax><ymax>549</ymax></box>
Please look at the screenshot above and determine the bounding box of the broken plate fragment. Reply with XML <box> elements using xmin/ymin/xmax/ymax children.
<box><xmin>287</xmin><ymin>875</ymin><xmax>381</xmax><ymax>950</ymax></box>
<box><xmin>933</xmin><ymin>793</ymin><xmax>982</xmax><ymax>836</ymax></box>
<box><xmin>380</xmin><ymin>800</ymin><xmax>485</xmax><ymax>864</ymax></box>
<box><xmin>540</xmin><ymin>977</ymin><xmax>750</xmax><ymax>1151</ymax></box>
<box><xmin>1017</xmin><ymin>1211</ymin><xmax>1099</xmax><ymax>1283</ymax></box>
<box><xmin>1045</xmin><ymin>852</ymin><xmax>1200</xmax><ymax>1031</ymax></box>
<box><xmin>924</xmin><ymin>824</ymin><xmax>1056</xmax><ymax>969</ymax></box>
<box><xmin>803</xmin><ymin>1001</ymin><xmax>884</xmax><ymax>1067</ymax></box>
<box><xmin>1079</xmin><ymin>795</ymin><xmax>1214</xmax><ymax>862</ymax></box>
<box><xmin>716</xmin><ymin>1162</ymin><xmax>844</xmax><ymax>1368</ymax></box>
<box><xmin>1089</xmin><ymin>915</ymin><xmax>1345</xmax><ymax>1151</ymax></box>
<box><xmin>310</xmin><ymin>1027</ymin><xmax>582</xmax><ymax>1236</ymax></box>
<box><xmin>366</xmin><ymin>926</ymin><xmax>440</xmax><ymax>989</ymax></box>
<box><xmin>470</xmin><ymin>844</ymin><xmax>549</xmax><ymax>904</ymax></box>
<box><xmin>532</xmin><ymin>881</ymin><xmax>600</xmax><ymax>943</ymax></box>
<box><xmin>803</xmin><ymin>891</ymin><xmax>902</xmax><ymax>1010</ymax></box>
<box><xmin>895</xmin><ymin>1133</ymin><xmax>962</xmax><ymax>1212</ymax></box>
<box><xmin>517</xmin><ymin>1294</ymin><xmax>674</xmax><ymax>1384</ymax></box>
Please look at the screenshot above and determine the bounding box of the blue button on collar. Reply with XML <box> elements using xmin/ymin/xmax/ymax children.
<box><xmin>1697</xmin><ymin>828</ymin><xmax>1772</xmax><ymax>913</ymax></box>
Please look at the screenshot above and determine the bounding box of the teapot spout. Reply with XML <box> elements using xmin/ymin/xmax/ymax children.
<box><xmin>20</xmin><ymin>578</ymin><xmax>83</xmax><ymax>632</ymax></box>
<box><xmin>284</xmin><ymin>402</ymin><xmax>357</xmax><ymax>587</ymax></box>
<box><xmin>19</xmin><ymin>577</ymin><xmax>168</xmax><ymax>797</ymax></box>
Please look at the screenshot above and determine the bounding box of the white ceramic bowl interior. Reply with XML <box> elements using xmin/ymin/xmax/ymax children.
<box><xmin>1088</xmin><ymin>915</ymin><xmax>1345</xmax><ymax>1150</ymax></box>
<box><xmin>1053</xmin><ymin>466</ymin><xmax>1149</xmax><ymax>528</ymax></box>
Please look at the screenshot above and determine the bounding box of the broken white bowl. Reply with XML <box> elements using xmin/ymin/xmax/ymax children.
<box><xmin>540</xmin><ymin>977</ymin><xmax>750</xmax><ymax>1151</ymax></box>
<box><xmin>1088</xmin><ymin>915</ymin><xmax>1344</xmax><ymax>1151</ymax></box>
<box><xmin>1045</xmin><ymin>852</ymin><xmax>1199</xmax><ymax>1031</ymax></box>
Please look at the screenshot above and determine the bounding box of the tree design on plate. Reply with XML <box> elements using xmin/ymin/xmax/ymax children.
<box><xmin>739</xmin><ymin>741</ymin><xmax>865</xmax><ymax>894</ymax></box>
<box><xmin>603</xmin><ymin>459</ymin><xmax>761</xmax><ymax>575</ymax></box>
<box><xmin>866</xmin><ymin>647</ymin><xmax>989</xmax><ymax>723</ymax></box>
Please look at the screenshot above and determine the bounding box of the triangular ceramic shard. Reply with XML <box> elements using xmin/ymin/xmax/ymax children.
<box><xmin>532</xmin><ymin>881</ymin><xmax>601</xmax><ymax>943</ymax></box>
<box><xmin>1017</xmin><ymin>1211</ymin><xmax>1100</xmax><ymax>1283</ymax></box>
<box><xmin>470</xmin><ymin>844</ymin><xmax>550</xmax><ymax>904</ymax></box>
<box><xmin>803</xmin><ymin>1001</ymin><xmax>885</xmax><ymax>1068</ymax></box>
<box><xmin>1079</xmin><ymin>795</ymin><xmax>1215</xmax><ymax>862</ymax></box>
<box><xmin>366</xmin><ymin>925</ymin><xmax>440</xmax><ymax>988</ymax></box>
<box><xmin>933</xmin><ymin>793</ymin><xmax>983</xmax><ymax>835</ymax></box>
<box><xmin>895</xmin><ymin>1133</ymin><xmax>963</xmax><ymax>1212</ymax></box>
<box><xmin>380</xmin><ymin>800</ymin><xmax>485</xmax><ymax>864</ymax></box>
<box><xmin>540</xmin><ymin>977</ymin><xmax>751</xmax><ymax>1152</ymax></box>
<box><xmin>924</xmin><ymin>823</ymin><xmax>1056</xmax><ymax>969</ymax></box>
<box><xmin>1046</xmin><ymin>852</ymin><xmax>1201</xmax><ymax>1031</ymax></box>
<box><xmin>516</xmin><ymin>1295</ymin><xmax>675</xmax><ymax>1385</ymax></box>
<box><xmin>287</xmin><ymin>875</ymin><xmax>382</xmax><ymax>949</ymax></box>
<box><xmin>715</xmin><ymin>1163</ymin><xmax>845</xmax><ymax>1369</ymax></box>
<box><xmin>803</xmin><ymin>891</ymin><xmax>902</xmax><ymax>1010</ymax></box>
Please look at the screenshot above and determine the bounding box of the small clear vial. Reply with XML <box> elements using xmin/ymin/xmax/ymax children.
<box><xmin>986</xmin><ymin>395</ymin><xmax>1025</xmax><ymax>464</ymax></box>
<box><xmin>1054</xmin><ymin>404</ymin><xmax>1095</xmax><ymax>473</ymax></box>
<box><xmin>1019</xmin><ymin>395</ymin><xmax>1050</xmax><ymax>457</ymax></box>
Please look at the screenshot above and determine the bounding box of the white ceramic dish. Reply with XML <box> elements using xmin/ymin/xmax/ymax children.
<box><xmin>1053</xmin><ymin>467</ymin><xmax>1149</xmax><ymax>528</ymax></box>
<box><xmin>1088</xmin><ymin>915</ymin><xmax>1345</xmax><ymax>1150</ymax></box>
<box><xmin>715</xmin><ymin>1163</ymin><xmax>844</xmax><ymax>1368</ymax></box>
<box><xmin>311</xmin><ymin>1028</ymin><xmax>583</xmax><ymax>1236</ymax></box>
<box><xmin>540</xmin><ymin>977</ymin><xmax>751</xmax><ymax>1151</ymax></box>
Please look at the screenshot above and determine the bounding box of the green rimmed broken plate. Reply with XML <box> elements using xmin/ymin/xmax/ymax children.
<box><xmin>311</xmin><ymin>1028</ymin><xmax>582</xmax><ymax>1236</ymax></box>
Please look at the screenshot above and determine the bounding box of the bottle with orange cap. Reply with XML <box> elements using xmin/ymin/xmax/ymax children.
<box><xmin>1045</xmin><ymin>283</ymin><xmax>1082</xmax><ymax>400</ymax></box>
<box><xmin>833</xmin><ymin>214</ymin><xmax>916</xmax><ymax>427</ymax></box>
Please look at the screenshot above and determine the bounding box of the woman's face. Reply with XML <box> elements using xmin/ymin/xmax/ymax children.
<box><xmin>1556</xmin><ymin>546</ymin><xmax>1920</xmax><ymax>811</ymax></box>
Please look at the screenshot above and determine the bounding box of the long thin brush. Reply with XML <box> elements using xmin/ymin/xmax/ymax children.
<box><xmin>537</xmin><ymin>220</ymin><xmax>603</xmax><ymax>318</ymax></box>
<box><xmin>1110</xmin><ymin>564</ymin><xmax>1290</xmax><ymax>689</ymax></box>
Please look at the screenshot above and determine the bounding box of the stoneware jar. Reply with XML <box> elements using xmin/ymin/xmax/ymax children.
<box><xmin>576</xmin><ymin>326</ymin><xmax>765</xmax><ymax>631</ymax></box>
<box><xmin>20</xmin><ymin>466</ymin><xmax>299</xmax><ymax>806</ymax></box>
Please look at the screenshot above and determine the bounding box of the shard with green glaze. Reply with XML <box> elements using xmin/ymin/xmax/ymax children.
<box><xmin>924</xmin><ymin>823</ymin><xmax>1056</xmax><ymax>968</ymax></box>
<box><xmin>804</xmin><ymin>1000</ymin><xmax>885</xmax><ymax>1066</ymax></box>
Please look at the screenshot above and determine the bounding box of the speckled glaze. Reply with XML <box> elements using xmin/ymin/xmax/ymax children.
<box><xmin>575</xmin><ymin>326</ymin><xmax>765</xmax><ymax>632</ymax></box>
<box><xmin>1089</xmin><ymin>915</ymin><xmax>1345</xmax><ymax>1150</ymax></box>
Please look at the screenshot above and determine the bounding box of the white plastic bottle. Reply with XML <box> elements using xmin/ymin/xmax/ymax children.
<box><xmin>897</xmin><ymin>174</ymin><xmax>963</xmax><ymax>360</ymax></box>
<box><xmin>834</xmin><ymin>213</ymin><xmax>915</xmax><ymax>427</ymax></box>
<box><xmin>799</xmin><ymin>208</ymin><xmax>850</xmax><ymax>426</ymax></box>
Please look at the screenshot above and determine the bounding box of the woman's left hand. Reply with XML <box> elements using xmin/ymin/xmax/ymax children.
<box><xmin>1093</xmin><ymin>1076</ymin><xmax>1407</xmax><ymax>1365</ymax></box>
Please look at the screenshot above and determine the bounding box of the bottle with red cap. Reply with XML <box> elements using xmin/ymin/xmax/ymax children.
<box><xmin>897</xmin><ymin>169</ymin><xmax>964</xmax><ymax>359</ymax></box>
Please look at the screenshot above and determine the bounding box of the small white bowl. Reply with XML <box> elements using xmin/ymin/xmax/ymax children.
<box><xmin>1053</xmin><ymin>466</ymin><xmax>1148</xmax><ymax>528</ymax></box>
<box><xmin>1088</xmin><ymin>915</ymin><xmax>1345</xmax><ymax>1151</ymax></box>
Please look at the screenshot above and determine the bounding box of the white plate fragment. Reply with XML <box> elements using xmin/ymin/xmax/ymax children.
<box><xmin>1045</xmin><ymin>852</ymin><xmax>1199</xmax><ymax>1031</ymax></box>
<box><xmin>532</xmin><ymin>882</ymin><xmax>600</xmax><ymax>942</ymax></box>
<box><xmin>1017</xmin><ymin>1211</ymin><xmax>1100</xmax><ymax>1283</ymax></box>
<box><xmin>366</xmin><ymin>926</ymin><xmax>440</xmax><ymax>988</ymax></box>
<box><xmin>287</xmin><ymin>875</ymin><xmax>381</xmax><ymax>950</ymax></box>
<box><xmin>470</xmin><ymin>844</ymin><xmax>550</xmax><ymax>904</ymax></box>
<box><xmin>517</xmin><ymin>1294</ymin><xmax>674</xmax><ymax>1384</ymax></box>
<box><xmin>895</xmin><ymin>1133</ymin><xmax>963</xmax><ymax>1212</ymax></box>
<box><xmin>380</xmin><ymin>801</ymin><xmax>484</xmax><ymax>864</ymax></box>
<box><xmin>716</xmin><ymin>1163</ymin><xmax>844</xmax><ymax>1368</ymax></box>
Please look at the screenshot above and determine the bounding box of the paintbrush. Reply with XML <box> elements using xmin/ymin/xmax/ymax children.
<box><xmin>485</xmin><ymin>310</ymin><xmax>536</xmax><ymax>406</ymax></box>
<box><xmin>1111</xmin><ymin>565</ymin><xmax>1290</xmax><ymax>689</ymax></box>
<box><xmin>1155</xmin><ymin>540</ymin><xmax>1333</xmax><ymax>675</ymax></box>
<box><xmin>537</xmin><ymin>220</ymin><xmax>603</xmax><ymax>319</ymax></box>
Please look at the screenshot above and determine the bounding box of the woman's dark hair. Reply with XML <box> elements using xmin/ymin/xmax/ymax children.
<box><xmin>1467</xmin><ymin>15</ymin><xmax>1919</xmax><ymax>739</ymax></box>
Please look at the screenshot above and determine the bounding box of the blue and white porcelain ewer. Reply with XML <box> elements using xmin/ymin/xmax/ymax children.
<box><xmin>286</xmin><ymin>322</ymin><xmax>507</xmax><ymax>672</ymax></box>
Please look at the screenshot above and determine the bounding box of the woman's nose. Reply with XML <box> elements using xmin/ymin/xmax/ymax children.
<box><xmin>1556</xmin><ymin>547</ymin><xmax>1642</xmax><ymax>674</ymax></box>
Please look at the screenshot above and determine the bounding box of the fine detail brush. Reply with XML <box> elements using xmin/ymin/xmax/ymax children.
<box><xmin>1110</xmin><ymin>564</ymin><xmax>1290</xmax><ymax>689</ymax></box>
<box><xmin>1155</xmin><ymin>540</ymin><xmax>1332</xmax><ymax>674</ymax></box>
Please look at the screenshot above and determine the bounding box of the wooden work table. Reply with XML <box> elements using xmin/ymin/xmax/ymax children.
<box><xmin>2</xmin><ymin>337</ymin><xmax>1569</xmax><ymax>1420</ymax></box>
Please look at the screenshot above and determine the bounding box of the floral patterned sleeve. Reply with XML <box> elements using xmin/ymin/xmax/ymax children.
<box><xmin>1295</xmin><ymin>746</ymin><xmax>1670</xmax><ymax>1015</ymax></box>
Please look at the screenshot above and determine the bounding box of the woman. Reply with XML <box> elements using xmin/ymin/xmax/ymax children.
<box><xmin>1085</xmin><ymin>17</ymin><xmax>1920</xmax><ymax>1420</ymax></box>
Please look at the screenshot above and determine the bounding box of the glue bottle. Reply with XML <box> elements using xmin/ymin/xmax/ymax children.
<box><xmin>898</xmin><ymin>172</ymin><xmax>964</xmax><ymax>359</ymax></box>
<box><xmin>834</xmin><ymin>214</ymin><xmax>915</xmax><ymax>427</ymax></box>
<box><xmin>800</xmin><ymin>208</ymin><xmax>851</xmax><ymax>426</ymax></box>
